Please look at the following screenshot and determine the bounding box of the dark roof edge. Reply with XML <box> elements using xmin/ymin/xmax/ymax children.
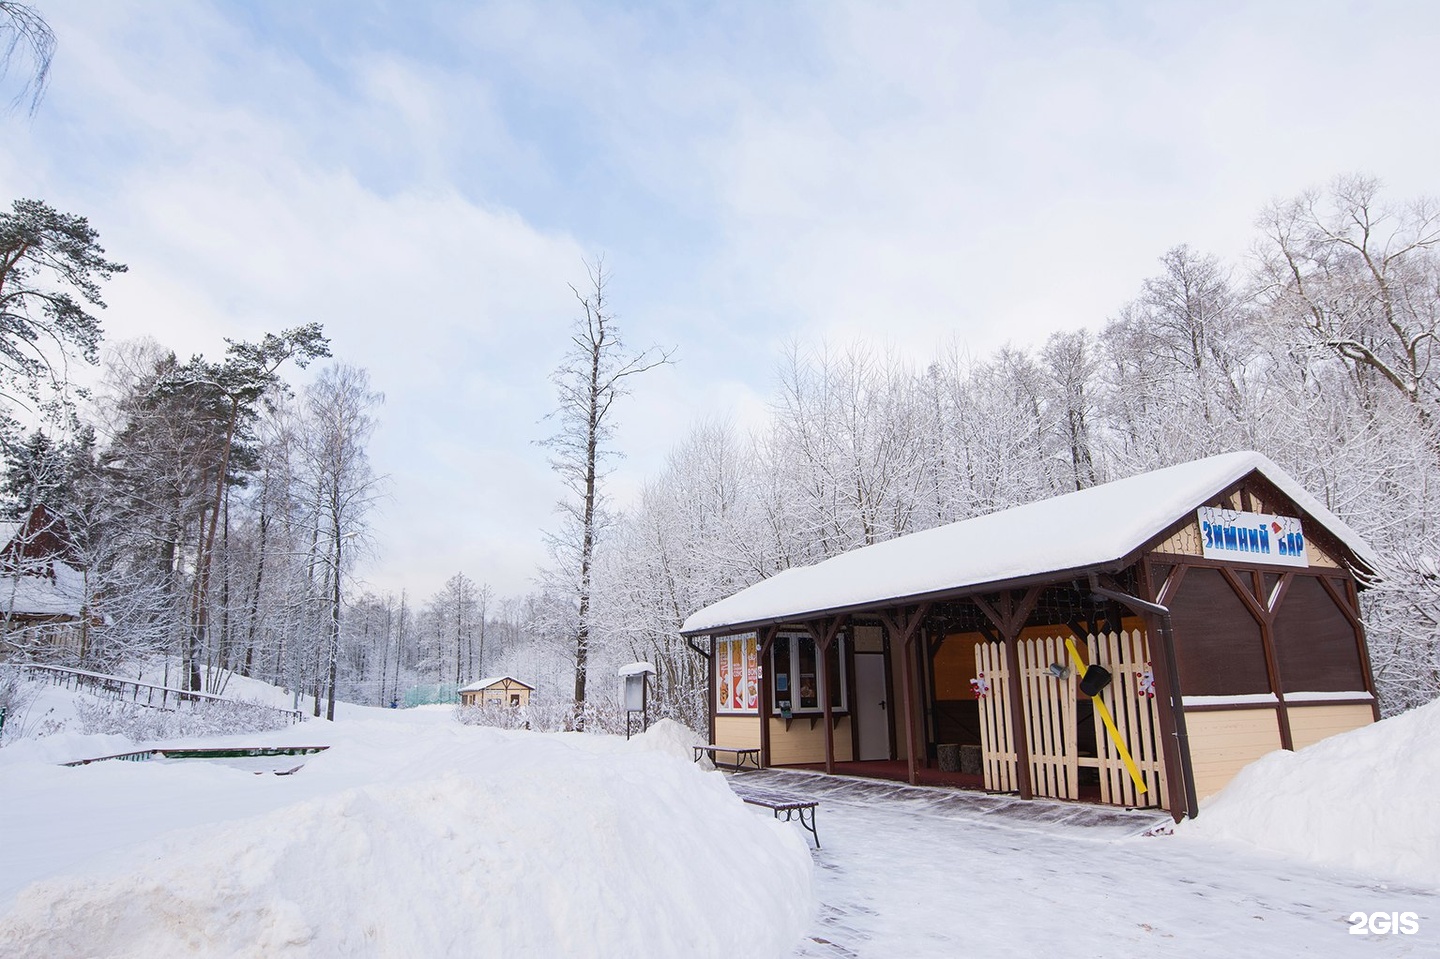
<box><xmin>679</xmin><ymin>558</ymin><xmax>1130</xmax><ymax>637</ymax></box>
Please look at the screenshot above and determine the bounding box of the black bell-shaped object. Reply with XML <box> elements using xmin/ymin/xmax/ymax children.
<box><xmin>1079</xmin><ymin>664</ymin><xmax>1113</xmax><ymax>698</ymax></box>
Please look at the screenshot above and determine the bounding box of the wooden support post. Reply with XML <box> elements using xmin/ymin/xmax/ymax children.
<box><xmin>899</xmin><ymin>627</ymin><xmax>920</xmax><ymax>784</ymax></box>
<box><xmin>808</xmin><ymin>617</ymin><xmax>846</xmax><ymax>776</ymax></box>
<box><xmin>758</xmin><ymin>626</ymin><xmax>779</xmax><ymax>768</ymax></box>
<box><xmin>972</xmin><ymin>588</ymin><xmax>1041</xmax><ymax>801</ymax></box>
<box><xmin>878</xmin><ymin>604</ymin><xmax>930</xmax><ymax>786</ymax></box>
<box><xmin>1138</xmin><ymin>562</ymin><xmax>1189</xmax><ymax>819</ymax></box>
<box><xmin>1220</xmin><ymin>566</ymin><xmax>1293</xmax><ymax>751</ymax></box>
<box><xmin>707</xmin><ymin>635</ymin><xmax>717</xmax><ymax>750</ymax></box>
<box><xmin>1001</xmin><ymin>633</ymin><xmax>1031</xmax><ymax>800</ymax></box>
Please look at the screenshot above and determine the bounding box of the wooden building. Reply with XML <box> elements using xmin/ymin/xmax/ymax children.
<box><xmin>458</xmin><ymin>676</ymin><xmax>534</xmax><ymax>708</ymax></box>
<box><xmin>0</xmin><ymin>504</ymin><xmax>92</xmax><ymax>661</ymax></box>
<box><xmin>680</xmin><ymin>452</ymin><xmax>1379</xmax><ymax>820</ymax></box>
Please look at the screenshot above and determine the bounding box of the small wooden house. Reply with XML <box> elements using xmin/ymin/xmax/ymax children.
<box><xmin>0</xmin><ymin>504</ymin><xmax>92</xmax><ymax>660</ymax></box>
<box><xmin>458</xmin><ymin>676</ymin><xmax>534</xmax><ymax>708</ymax></box>
<box><xmin>681</xmin><ymin>452</ymin><xmax>1379</xmax><ymax>820</ymax></box>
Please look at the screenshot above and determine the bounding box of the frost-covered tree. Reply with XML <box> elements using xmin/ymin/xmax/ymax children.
<box><xmin>0</xmin><ymin>198</ymin><xmax>124</xmax><ymax>444</ymax></box>
<box><xmin>300</xmin><ymin>364</ymin><xmax>382</xmax><ymax>720</ymax></box>
<box><xmin>165</xmin><ymin>325</ymin><xmax>329</xmax><ymax>692</ymax></box>
<box><xmin>0</xmin><ymin>3</ymin><xmax>53</xmax><ymax>114</ymax></box>
<box><xmin>1257</xmin><ymin>175</ymin><xmax>1440</xmax><ymax>422</ymax></box>
<box><xmin>541</xmin><ymin>258</ymin><xmax>672</xmax><ymax>728</ymax></box>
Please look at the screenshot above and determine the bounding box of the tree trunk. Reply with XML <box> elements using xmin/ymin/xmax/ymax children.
<box><xmin>243</xmin><ymin>509</ymin><xmax>267</xmax><ymax>676</ymax></box>
<box><xmin>326</xmin><ymin>531</ymin><xmax>340</xmax><ymax>721</ymax></box>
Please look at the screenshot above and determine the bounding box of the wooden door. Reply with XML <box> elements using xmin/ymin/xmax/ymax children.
<box><xmin>854</xmin><ymin>653</ymin><xmax>890</xmax><ymax>760</ymax></box>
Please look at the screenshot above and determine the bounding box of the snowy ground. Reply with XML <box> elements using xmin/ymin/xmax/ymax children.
<box><xmin>1</xmin><ymin>678</ymin><xmax>1437</xmax><ymax>957</ymax></box>
<box><xmin>0</xmin><ymin>698</ymin><xmax>811</xmax><ymax>958</ymax></box>
<box><xmin>759</xmin><ymin>769</ymin><xmax>1437</xmax><ymax>957</ymax></box>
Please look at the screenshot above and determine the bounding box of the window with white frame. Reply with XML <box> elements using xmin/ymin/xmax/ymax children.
<box><xmin>770</xmin><ymin>632</ymin><xmax>846</xmax><ymax>715</ymax></box>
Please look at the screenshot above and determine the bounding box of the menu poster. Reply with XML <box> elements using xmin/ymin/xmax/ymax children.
<box><xmin>715</xmin><ymin>634</ymin><xmax>761</xmax><ymax>714</ymax></box>
<box><xmin>731</xmin><ymin>640</ymin><xmax>743</xmax><ymax>710</ymax></box>
<box><xmin>744</xmin><ymin>637</ymin><xmax>758</xmax><ymax>709</ymax></box>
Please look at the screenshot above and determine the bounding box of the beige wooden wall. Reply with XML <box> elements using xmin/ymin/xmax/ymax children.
<box><xmin>712</xmin><ymin>714</ymin><xmax>855</xmax><ymax>764</ymax></box>
<box><xmin>715</xmin><ymin>714</ymin><xmax>761</xmax><ymax>749</ymax></box>
<box><xmin>1288</xmin><ymin>703</ymin><xmax>1373</xmax><ymax>750</ymax></box>
<box><xmin>768</xmin><ymin>717</ymin><xmax>854</xmax><ymax>764</ymax></box>
<box><xmin>1187</xmin><ymin>703</ymin><xmax>1374</xmax><ymax>799</ymax></box>
<box><xmin>1186</xmin><ymin>708</ymin><xmax>1284</xmax><ymax>800</ymax></box>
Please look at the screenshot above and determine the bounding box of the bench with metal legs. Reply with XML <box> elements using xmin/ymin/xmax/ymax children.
<box><xmin>730</xmin><ymin>786</ymin><xmax>820</xmax><ymax>848</ymax></box>
<box><xmin>692</xmin><ymin>744</ymin><xmax>762</xmax><ymax>771</ymax></box>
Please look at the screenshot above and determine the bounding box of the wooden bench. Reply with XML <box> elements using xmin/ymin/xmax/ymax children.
<box><xmin>730</xmin><ymin>783</ymin><xmax>821</xmax><ymax>848</ymax></box>
<box><xmin>692</xmin><ymin>744</ymin><xmax>761</xmax><ymax>771</ymax></box>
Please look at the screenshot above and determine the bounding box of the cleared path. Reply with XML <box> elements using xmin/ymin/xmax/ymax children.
<box><xmin>728</xmin><ymin>769</ymin><xmax>1438</xmax><ymax>958</ymax></box>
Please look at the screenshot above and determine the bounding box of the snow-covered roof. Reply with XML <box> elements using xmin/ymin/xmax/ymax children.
<box><xmin>459</xmin><ymin>676</ymin><xmax>534</xmax><ymax>693</ymax></box>
<box><xmin>617</xmin><ymin>661</ymin><xmax>656</xmax><ymax>677</ymax></box>
<box><xmin>0</xmin><ymin>561</ymin><xmax>86</xmax><ymax>618</ymax></box>
<box><xmin>681</xmin><ymin>452</ymin><xmax>1378</xmax><ymax>636</ymax></box>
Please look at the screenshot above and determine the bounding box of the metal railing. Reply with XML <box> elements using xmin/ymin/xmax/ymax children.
<box><xmin>19</xmin><ymin>663</ymin><xmax>305</xmax><ymax>725</ymax></box>
<box><xmin>64</xmin><ymin>745</ymin><xmax>329</xmax><ymax>766</ymax></box>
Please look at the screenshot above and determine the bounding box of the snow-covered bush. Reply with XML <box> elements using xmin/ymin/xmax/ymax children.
<box><xmin>0</xmin><ymin>665</ymin><xmax>38</xmax><ymax>744</ymax></box>
<box><xmin>456</xmin><ymin>702</ymin><xmax>533</xmax><ymax>731</ymax></box>
<box><xmin>75</xmin><ymin>697</ymin><xmax>293</xmax><ymax>740</ymax></box>
<box><xmin>456</xmin><ymin>694</ymin><xmax>631</xmax><ymax>735</ymax></box>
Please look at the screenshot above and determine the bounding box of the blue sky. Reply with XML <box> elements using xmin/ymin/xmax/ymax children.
<box><xmin>5</xmin><ymin>0</ymin><xmax>1439</xmax><ymax>600</ymax></box>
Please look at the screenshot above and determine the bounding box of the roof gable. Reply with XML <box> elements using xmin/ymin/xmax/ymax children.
<box><xmin>459</xmin><ymin>676</ymin><xmax>535</xmax><ymax>693</ymax></box>
<box><xmin>681</xmin><ymin>452</ymin><xmax>1377</xmax><ymax>635</ymax></box>
<box><xmin>0</xmin><ymin>504</ymin><xmax>80</xmax><ymax>572</ymax></box>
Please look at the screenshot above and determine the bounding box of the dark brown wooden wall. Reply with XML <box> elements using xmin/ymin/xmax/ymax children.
<box><xmin>1272</xmin><ymin>576</ymin><xmax>1366</xmax><ymax>692</ymax></box>
<box><xmin>1169</xmin><ymin>567</ymin><xmax>1270</xmax><ymax>696</ymax></box>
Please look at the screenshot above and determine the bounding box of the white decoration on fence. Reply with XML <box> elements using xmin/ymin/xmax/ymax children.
<box><xmin>1137</xmin><ymin>663</ymin><xmax>1156</xmax><ymax>699</ymax></box>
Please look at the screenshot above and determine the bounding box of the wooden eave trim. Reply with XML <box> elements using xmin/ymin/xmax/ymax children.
<box><xmin>680</xmin><ymin>561</ymin><xmax>1133</xmax><ymax>638</ymax></box>
<box><xmin>478</xmin><ymin>678</ymin><xmax>535</xmax><ymax>692</ymax></box>
<box><xmin>1182</xmin><ymin>702</ymin><xmax>1282</xmax><ymax>713</ymax></box>
<box><xmin>1284</xmin><ymin>697</ymin><xmax>1375</xmax><ymax>709</ymax></box>
<box><xmin>1145</xmin><ymin>552</ymin><xmax>1358</xmax><ymax>585</ymax></box>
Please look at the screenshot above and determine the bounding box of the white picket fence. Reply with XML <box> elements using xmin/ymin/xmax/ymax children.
<box><xmin>975</xmin><ymin>630</ymin><xmax>1167</xmax><ymax>810</ymax></box>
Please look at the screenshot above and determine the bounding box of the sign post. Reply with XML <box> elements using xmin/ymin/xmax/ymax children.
<box><xmin>618</xmin><ymin>662</ymin><xmax>657</xmax><ymax>740</ymax></box>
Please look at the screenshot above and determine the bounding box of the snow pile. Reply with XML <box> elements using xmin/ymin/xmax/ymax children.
<box><xmin>626</xmin><ymin>717</ymin><xmax>706</xmax><ymax>764</ymax></box>
<box><xmin>0</xmin><ymin>731</ymin><xmax>812</xmax><ymax>958</ymax></box>
<box><xmin>1179</xmin><ymin>697</ymin><xmax>1440</xmax><ymax>888</ymax></box>
<box><xmin>0</xmin><ymin>728</ymin><xmax>136</xmax><ymax>768</ymax></box>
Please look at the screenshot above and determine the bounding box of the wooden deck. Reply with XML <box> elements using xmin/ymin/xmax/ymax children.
<box><xmin>787</xmin><ymin>759</ymin><xmax>984</xmax><ymax>790</ymax></box>
<box><xmin>783</xmin><ymin>759</ymin><xmax>1109</xmax><ymax>803</ymax></box>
